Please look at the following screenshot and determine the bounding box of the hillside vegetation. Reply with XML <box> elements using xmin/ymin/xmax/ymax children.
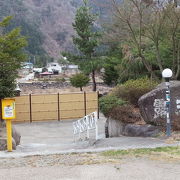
<box><xmin>0</xmin><ymin>0</ymin><xmax>110</xmax><ymax>59</ymax></box>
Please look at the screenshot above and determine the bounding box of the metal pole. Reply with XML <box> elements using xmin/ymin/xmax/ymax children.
<box><xmin>165</xmin><ymin>80</ymin><xmax>171</xmax><ymax>136</ymax></box>
<box><xmin>84</xmin><ymin>91</ymin><xmax>86</xmax><ymax>116</ymax></box>
<box><xmin>6</xmin><ymin>119</ymin><xmax>12</xmax><ymax>152</ymax></box>
<box><xmin>97</xmin><ymin>91</ymin><xmax>100</xmax><ymax>119</ymax></box>
<box><xmin>29</xmin><ymin>94</ymin><xmax>32</xmax><ymax>123</ymax></box>
<box><xmin>57</xmin><ymin>93</ymin><xmax>60</xmax><ymax>121</ymax></box>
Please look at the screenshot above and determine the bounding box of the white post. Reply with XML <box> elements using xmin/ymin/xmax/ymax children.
<box><xmin>73</xmin><ymin>111</ymin><xmax>99</xmax><ymax>141</ymax></box>
<box><xmin>94</xmin><ymin>112</ymin><xmax>98</xmax><ymax>140</ymax></box>
<box><xmin>86</xmin><ymin>116</ymin><xmax>90</xmax><ymax>139</ymax></box>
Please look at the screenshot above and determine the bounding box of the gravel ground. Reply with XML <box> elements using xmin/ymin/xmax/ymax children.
<box><xmin>0</xmin><ymin>153</ymin><xmax>180</xmax><ymax>180</ymax></box>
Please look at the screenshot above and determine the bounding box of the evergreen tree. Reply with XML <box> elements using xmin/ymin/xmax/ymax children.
<box><xmin>71</xmin><ymin>0</ymin><xmax>101</xmax><ymax>91</ymax></box>
<box><xmin>102</xmin><ymin>45</ymin><xmax>123</xmax><ymax>85</ymax></box>
<box><xmin>103</xmin><ymin>57</ymin><xmax>119</xmax><ymax>86</ymax></box>
<box><xmin>0</xmin><ymin>16</ymin><xmax>27</xmax><ymax>101</ymax></box>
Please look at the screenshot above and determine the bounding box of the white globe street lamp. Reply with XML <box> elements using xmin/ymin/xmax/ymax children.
<box><xmin>63</xmin><ymin>57</ymin><xmax>67</xmax><ymax>61</ymax></box>
<box><xmin>162</xmin><ymin>68</ymin><xmax>173</xmax><ymax>81</ymax></box>
<box><xmin>162</xmin><ymin>68</ymin><xmax>173</xmax><ymax>137</ymax></box>
<box><xmin>15</xmin><ymin>83</ymin><xmax>21</xmax><ymax>96</ymax></box>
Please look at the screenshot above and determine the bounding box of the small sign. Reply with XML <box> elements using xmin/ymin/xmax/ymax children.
<box><xmin>4</xmin><ymin>106</ymin><xmax>13</xmax><ymax>118</ymax></box>
<box><xmin>2</xmin><ymin>99</ymin><xmax>15</xmax><ymax>120</ymax></box>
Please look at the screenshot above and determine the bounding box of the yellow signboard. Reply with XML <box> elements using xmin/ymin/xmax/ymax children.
<box><xmin>2</xmin><ymin>99</ymin><xmax>15</xmax><ymax>120</ymax></box>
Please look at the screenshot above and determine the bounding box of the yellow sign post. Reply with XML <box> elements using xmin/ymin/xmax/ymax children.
<box><xmin>1</xmin><ymin>99</ymin><xmax>15</xmax><ymax>152</ymax></box>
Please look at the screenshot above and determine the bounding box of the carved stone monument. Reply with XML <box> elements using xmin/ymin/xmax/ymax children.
<box><xmin>138</xmin><ymin>81</ymin><xmax>180</xmax><ymax>130</ymax></box>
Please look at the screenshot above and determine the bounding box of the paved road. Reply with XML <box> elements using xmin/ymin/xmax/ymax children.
<box><xmin>0</xmin><ymin>114</ymin><xmax>179</xmax><ymax>158</ymax></box>
<box><xmin>0</xmin><ymin>157</ymin><xmax>180</xmax><ymax>180</ymax></box>
<box><xmin>0</xmin><ymin>115</ymin><xmax>180</xmax><ymax>180</ymax></box>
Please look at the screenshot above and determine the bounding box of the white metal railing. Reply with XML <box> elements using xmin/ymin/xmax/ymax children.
<box><xmin>73</xmin><ymin>111</ymin><xmax>98</xmax><ymax>141</ymax></box>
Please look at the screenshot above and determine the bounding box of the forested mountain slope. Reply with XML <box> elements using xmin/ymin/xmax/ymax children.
<box><xmin>0</xmin><ymin>0</ymin><xmax>112</xmax><ymax>59</ymax></box>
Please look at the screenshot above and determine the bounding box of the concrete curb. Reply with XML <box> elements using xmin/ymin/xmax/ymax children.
<box><xmin>0</xmin><ymin>141</ymin><xmax>179</xmax><ymax>158</ymax></box>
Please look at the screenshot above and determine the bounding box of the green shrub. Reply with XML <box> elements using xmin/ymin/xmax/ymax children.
<box><xmin>70</xmin><ymin>73</ymin><xmax>89</xmax><ymax>91</ymax></box>
<box><xmin>108</xmin><ymin>105</ymin><xmax>141</xmax><ymax>123</ymax></box>
<box><xmin>55</xmin><ymin>77</ymin><xmax>66</xmax><ymax>83</ymax></box>
<box><xmin>99</xmin><ymin>95</ymin><xmax>127</xmax><ymax>116</ymax></box>
<box><xmin>112</xmin><ymin>77</ymin><xmax>158</xmax><ymax>106</ymax></box>
<box><xmin>42</xmin><ymin>78</ymin><xmax>50</xmax><ymax>82</ymax></box>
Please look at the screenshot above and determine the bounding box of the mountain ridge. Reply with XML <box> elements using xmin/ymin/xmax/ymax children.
<box><xmin>0</xmin><ymin>0</ymin><xmax>113</xmax><ymax>59</ymax></box>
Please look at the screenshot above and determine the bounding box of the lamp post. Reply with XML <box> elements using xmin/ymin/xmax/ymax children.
<box><xmin>162</xmin><ymin>68</ymin><xmax>173</xmax><ymax>137</ymax></box>
<box><xmin>15</xmin><ymin>83</ymin><xmax>21</xmax><ymax>97</ymax></box>
<box><xmin>63</xmin><ymin>57</ymin><xmax>67</xmax><ymax>61</ymax></box>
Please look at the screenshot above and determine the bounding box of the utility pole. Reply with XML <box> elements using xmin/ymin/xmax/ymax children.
<box><xmin>168</xmin><ymin>0</ymin><xmax>178</xmax><ymax>7</ymax></box>
<box><xmin>174</xmin><ymin>0</ymin><xmax>178</xmax><ymax>7</ymax></box>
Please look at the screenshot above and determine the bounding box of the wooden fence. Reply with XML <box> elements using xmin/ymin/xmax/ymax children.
<box><xmin>13</xmin><ymin>92</ymin><xmax>99</xmax><ymax>122</ymax></box>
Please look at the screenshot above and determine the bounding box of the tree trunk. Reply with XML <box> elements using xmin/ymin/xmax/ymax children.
<box><xmin>80</xmin><ymin>87</ymin><xmax>83</xmax><ymax>91</ymax></box>
<box><xmin>175</xmin><ymin>41</ymin><xmax>180</xmax><ymax>79</ymax></box>
<box><xmin>91</xmin><ymin>70</ymin><xmax>96</xmax><ymax>91</ymax></box>
<box><xmin>0</xmin><ymin>99</ymin><xmax>3</xmax><ymax>122</ymax></box>
<box><xmin>140</xmin><ymin>55</ymin><xmax>159</xmax><ymax>80</ymax></box>
<box><xmin>172</xmin><ymin>35</ymin><xmax>177</xmax><ymax>75</ymax></box>
<box><xmin>155</xmin><ymin>43</ymin><xmax>163</xmax><ymax>73</ymax></box>
<box><xmin>174</xmin><ymin>0</ymin><xmax>178</xmax><ymax>7</ymax></box>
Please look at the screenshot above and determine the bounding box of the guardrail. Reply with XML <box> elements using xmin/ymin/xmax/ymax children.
<box><xmin>73</xmin><ymin>111</ymin><xmax>98</xmax><ymax>141</ymax></box>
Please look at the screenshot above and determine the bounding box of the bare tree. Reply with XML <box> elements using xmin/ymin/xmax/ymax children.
<box><xmin>105</xmin><ymin>0</ymin><xmax>180</xmax><ymax>79</ymax></box>
<box><xmin>164</xmin><ymin>3</ymin><xmax>180</xmax><ymax>78</ymax></box>
<box><xmin>111</xmin><ymin>0</ymin><xmax>158</xmax><ymax>79</ymax></box>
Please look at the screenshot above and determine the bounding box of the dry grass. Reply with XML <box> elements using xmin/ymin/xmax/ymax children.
<box><xmin>21</xmin><ymin>84</ymin><xmax>112</xmax><ymax>95</ymax></box>
<box><xmin>108</xmin><ymin>105</ymin><xmax>143</xmax><ymax>124</ymax></box>
<box><xmin>101</xmin><ymin>146</ymin><xmax>180</xmax><ymax>161</ymax></box>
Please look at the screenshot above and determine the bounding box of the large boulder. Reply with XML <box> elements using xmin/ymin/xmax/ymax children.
<box><xmin>138</xmin><ymin>81</ymin><xmax>180</xmax><ymax>130</ymax></box>
<box><xmin>12</xmin><ymin>127</ymin><xmax>21</xmax><ymax>145</ymax></box>
<box><xmin>0</xmin><ymin>138</ymin><xmax>16</xmax><ymax>151</ymax></box>
<box><xmin>106</xmin><ymin>118</ymin><xmax>160</xmax><ymax>137</ymax></box>
<box><xmin>123</xmin><ymin>124</ymin><xmax>160</xmax><ymax>137</ymax></box>
<box><xmin>0</xmin><ymin>121</ymin><xmax>21</xmax><ymax>150</ymax></box>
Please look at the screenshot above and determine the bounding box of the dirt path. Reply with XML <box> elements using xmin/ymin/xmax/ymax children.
<box><xmin>0</xmin><ymin>153</ymin><xmax>180</xmax><ymax>180</ymax></box>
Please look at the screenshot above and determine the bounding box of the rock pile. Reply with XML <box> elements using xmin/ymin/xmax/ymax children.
<box><xmin>0</xmin><ymin>121</ymin><xmax>21</xmax><ymax>151</ymax></box>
